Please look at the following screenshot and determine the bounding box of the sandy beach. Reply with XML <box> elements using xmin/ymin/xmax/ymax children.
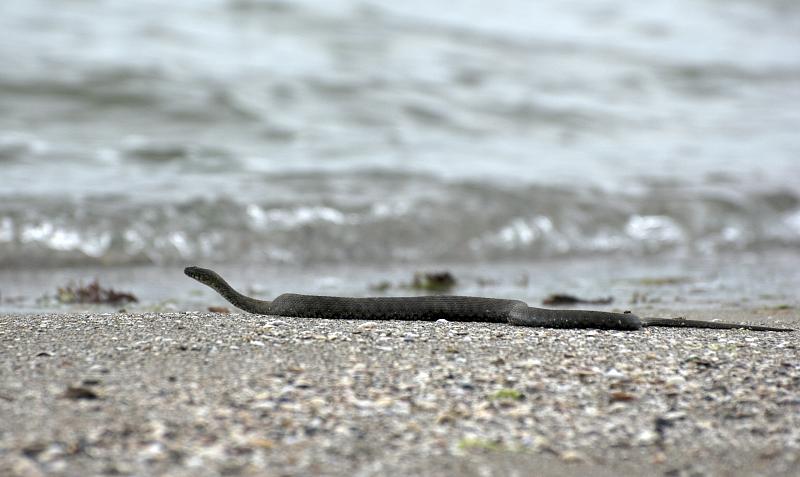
<box><xmin>1</xmin><ymin>308</ymin><xmax>798</xmax><ymax>476</ymax></box>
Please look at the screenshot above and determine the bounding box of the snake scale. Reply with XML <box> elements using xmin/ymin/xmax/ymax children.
<box><xmin>185</xmin><ymin>266</ymin><xmax>792</xmax><ymax>332</ymax></box>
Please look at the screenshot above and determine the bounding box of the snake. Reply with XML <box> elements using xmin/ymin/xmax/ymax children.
<box><xmin>184</xmin><ymin>266</ymin><xmax>793</xmax><ymax>332</ymax></box>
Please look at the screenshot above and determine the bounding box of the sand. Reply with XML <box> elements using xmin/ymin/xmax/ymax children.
<box><xmin>1</xmin><ymin>308</ymin><xmax>798</xmax><ymax>476</ymax></box>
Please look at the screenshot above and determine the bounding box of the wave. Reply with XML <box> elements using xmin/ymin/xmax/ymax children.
<box><xmin>1</xmin><ymin>175</ymin><xmax>798</xmax><ymax>267</ymax></box>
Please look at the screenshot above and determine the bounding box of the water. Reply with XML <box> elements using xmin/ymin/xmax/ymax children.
<box><xmin>1</xmin><ymin>0</ymin><xmax>800</xmax><ymax>270</ymax></box>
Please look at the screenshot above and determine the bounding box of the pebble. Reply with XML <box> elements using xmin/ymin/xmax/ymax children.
<box><xmin>634</xmin><ymin>430</ymin><xmax>659</xmax><ymax>446</ymax></box>
<box><xmin>665</xmin><ymin>375</ymin><xmax>686</xmax><ymax>386</ymax></box>
<box><xmin>560</xmin><ymin>450</ymin><xmax>586</xmax><ymax>462</ymax></box>
<box><xmin>604</xmin><ymin>368</ymin><xmax>627</xmax><ymax>379</ymax></box>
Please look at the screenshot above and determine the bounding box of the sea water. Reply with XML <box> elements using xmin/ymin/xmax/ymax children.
<box><xmin>1</xmin><ymin>0</ymin><xmax>799</xmax><ymax>306</ymax></box>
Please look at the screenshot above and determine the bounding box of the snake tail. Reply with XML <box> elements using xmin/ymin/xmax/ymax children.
<box><xmin>642</xmin><ymin>317</ymin><xmax>792</xmax><ymax>332</ymax></box>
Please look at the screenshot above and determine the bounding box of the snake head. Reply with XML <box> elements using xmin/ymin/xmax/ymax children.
<box><xmin>184</xmin><ymin>266</ymin><xmax>222</xmax><ymax>287</ymax></box>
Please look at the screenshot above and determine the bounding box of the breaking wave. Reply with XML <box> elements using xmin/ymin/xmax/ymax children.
<box><xmin>2</xmin><ymin>174</ymin><xmax>798</xmax><ymax>267</ymax></box>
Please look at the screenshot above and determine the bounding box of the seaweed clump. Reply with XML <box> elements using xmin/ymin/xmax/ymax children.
<box><xmin>543</xmin><ymin>294</ymin><xmax>612</xmax><ymax>306</ymax></box>
<box><xmin>411</xmin><ymin>271</ymin><xmax>457</xmax><ymax>292</ymax></box>
<box><xmin>56</xmin><ymin>280</ymin><xmax>138</xmax><ymax>305</ymax></box>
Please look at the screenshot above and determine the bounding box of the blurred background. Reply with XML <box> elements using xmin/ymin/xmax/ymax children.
<box><xmin>1</xmin><ymin>0</ymin><xmax>799</xmax><ymax>308</ymax></box>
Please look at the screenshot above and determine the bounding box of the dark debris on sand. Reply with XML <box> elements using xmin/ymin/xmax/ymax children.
<box><xmin>55</xmin><ymin>280</ymin><xmax>138</xmax><ymax>305</ymax></box>
<box><xmin>542</xmin><ymin>294</ymin><xmax>613</xmax><ymax>306</ymax></box>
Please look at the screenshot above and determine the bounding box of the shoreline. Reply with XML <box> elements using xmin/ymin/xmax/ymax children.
<box><xmin>2</xmin><ymin>309</ymin><xmax>798</xmax><ymax>476</ymax></box>
<box><xmin>3</xmin><ymin>250</ymin><xmax>800</xmax><ymax>315</ymax></box>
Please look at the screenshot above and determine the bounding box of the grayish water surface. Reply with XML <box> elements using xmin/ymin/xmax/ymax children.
<box><xmin>1</xmin><ymin>0</ymin><xmax>799</xmax><ymax>268</ymax></box>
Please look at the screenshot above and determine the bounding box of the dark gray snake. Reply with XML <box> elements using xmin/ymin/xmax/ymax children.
<box><xmin>185</xmin><ymin>266</ymin><xmax>792</xmax><ymax>332</ymax></box>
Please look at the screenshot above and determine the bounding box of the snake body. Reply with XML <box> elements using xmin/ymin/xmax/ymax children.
<box><xmin>184</xmin><ymin>266</ymin><xmax>792</xmax><ymax>332</ymax></box>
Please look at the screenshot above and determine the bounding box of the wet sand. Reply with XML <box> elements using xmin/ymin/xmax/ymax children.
<box><xmin>1</xmin><ymin>308</ymin><xmax>798</xmax><ymax>476</ymax></box>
